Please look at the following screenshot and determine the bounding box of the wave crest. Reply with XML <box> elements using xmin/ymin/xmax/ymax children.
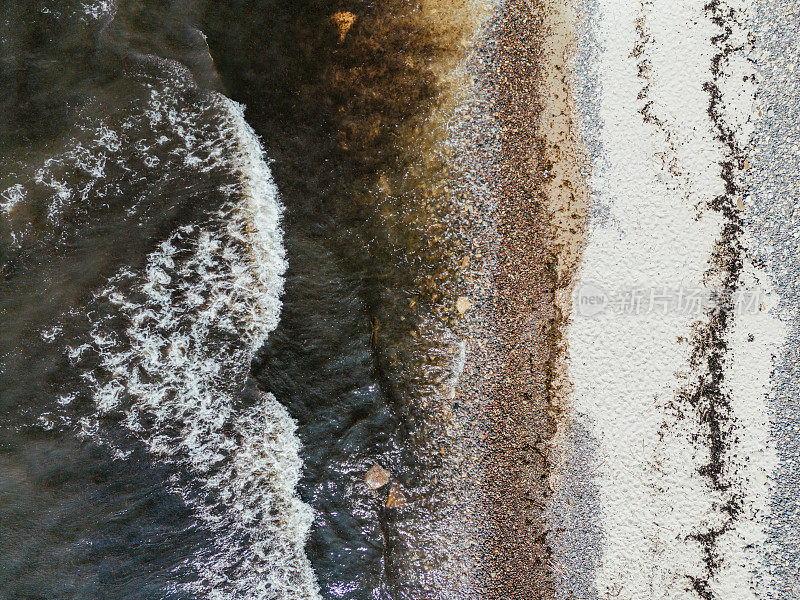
<box><xmin>45</xmin><ymin>87</ymin><xmax>319</xmax><ymax>599</ymax></box>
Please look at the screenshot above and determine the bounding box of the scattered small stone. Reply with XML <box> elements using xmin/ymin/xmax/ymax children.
<box><xmin>378</xmin><ymin>173</ymin><xmax>391</xmax><ymax>195</ymax></box>
<box><xmin>365</xmin><ymin>464</ymin><xmax>390</xmax><ymax>489</ymax></box>
<box><xmin>385</xmin><ymin>482</ymin><xmax>406</xmax><ymax>508</ymax></box>
<box><xmin>456</xmin><ymin>296</ymin><xmax>472</xmax><ymax>314</ymax></box>
<box><xmin>331</xmin><ymin>11</ymin><xmax>356</xmax><ymax>43</ymax></box>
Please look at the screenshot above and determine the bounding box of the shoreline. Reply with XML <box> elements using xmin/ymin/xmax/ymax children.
<box><xmin>202</xmin><ymin>0</ymin><xmax>593</xmax><ymax>595</ymax></box>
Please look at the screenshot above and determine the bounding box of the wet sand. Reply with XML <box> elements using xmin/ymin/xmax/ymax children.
<box><xmin>454</xmin><ymin>0</ymin><xmax>590</xmax><ymax>597</ymax></box>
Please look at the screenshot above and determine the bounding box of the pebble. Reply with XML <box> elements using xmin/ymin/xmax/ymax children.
<box><xmin>456</xmin><ymin>296</ymin><xmax>473</xmax><ymax>313</ymax></box>
<box><xmin>365</xmin><ymin>464</ymin><xmax>391</xmax><ymax>489</ymax></box>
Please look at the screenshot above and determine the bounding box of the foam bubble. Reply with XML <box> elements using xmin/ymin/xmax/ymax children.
<box><xmin>82</xmin><ymin>0</ymin><xmax>116</xmax><ymax>21</ymax></box>
<box><xmin>40</xmin><ymin>84</ymin><xmax>319</xmax><ymax>599</ymax></box>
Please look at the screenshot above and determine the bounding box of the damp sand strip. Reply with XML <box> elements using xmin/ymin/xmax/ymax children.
<box><xmin>454</xmin><ymin>0</ymin><xmax>591</xmax><ymax>597</ymax></box>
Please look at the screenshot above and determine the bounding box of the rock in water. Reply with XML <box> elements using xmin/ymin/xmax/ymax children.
<box><xmin>365</xmin><ymin>464</ymin><xmax>390</xmax><ymax>489</ymax></box>
<box><xmin>331</xmin><ymin>12</ymin><xmax>356</xmax><ymax>43</ymax></box>
<box><xmin>385</xmin><ymin>483</ymin><xmax>406</xmax><ymax>508</ymax></box>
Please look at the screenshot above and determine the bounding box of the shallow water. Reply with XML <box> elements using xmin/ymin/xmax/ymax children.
<box><xmin>0</xmin><ymin>1</ymin><xmax>482</xmax><ymax>598</ymax></box>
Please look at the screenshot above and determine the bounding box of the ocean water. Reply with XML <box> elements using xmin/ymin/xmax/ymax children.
<box><xmin>0</xmin><ymin>1</ymin><xmax>481</xmax><ymax>599</ymax></box>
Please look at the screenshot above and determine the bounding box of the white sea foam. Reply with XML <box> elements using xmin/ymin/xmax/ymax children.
<box><xmin>0</xmin><ymin>86</ymin><xmax>168</xmax><ymax>247</ymax></box>
<box><xmin>0</xmin><ymin>184</ymin><xmax>24</xmax><ymax>214</ymax></box>
<box><xmin>28</xmin><ymin>81</ymin><xmax>321</xmax><ymax>599</ymax></box>
<box><xmin>82</xmin><ymin>0</ymin><xmax>116</xmax><ymax>21</ymax></box>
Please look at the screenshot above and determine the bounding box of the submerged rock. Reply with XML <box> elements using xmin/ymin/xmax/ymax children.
<box><xmin>385</xmin><ymin>482</ymin><xmax>406</xmax><ymax>508</ymax></box>
<box><xmin>331</xmin><ymin>11</ymin><xmax>356</xmax><ymax>43</ymax></box>
<box><xmin>365</xmin><ymin>464</ymin><xmax>391</xmax><ymax>489</ymax></box>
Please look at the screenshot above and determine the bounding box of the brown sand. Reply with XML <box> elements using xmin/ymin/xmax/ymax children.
<box><xmin>456</xmin><ymin>0</ymin><xmax>591</xmax><ymax>597</ymax></box>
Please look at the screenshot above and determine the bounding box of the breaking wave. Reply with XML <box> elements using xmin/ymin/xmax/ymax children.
<box><xmin>23</xmin><ymin>78</ymin><xmax>320</xmax><ymax>599</ymax></box>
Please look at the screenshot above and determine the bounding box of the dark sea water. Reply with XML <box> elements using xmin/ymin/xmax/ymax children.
<box><xmin>0</xmin><ymin>2</ymin><xmax>480</xmax><ymax>599</ymax></box>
